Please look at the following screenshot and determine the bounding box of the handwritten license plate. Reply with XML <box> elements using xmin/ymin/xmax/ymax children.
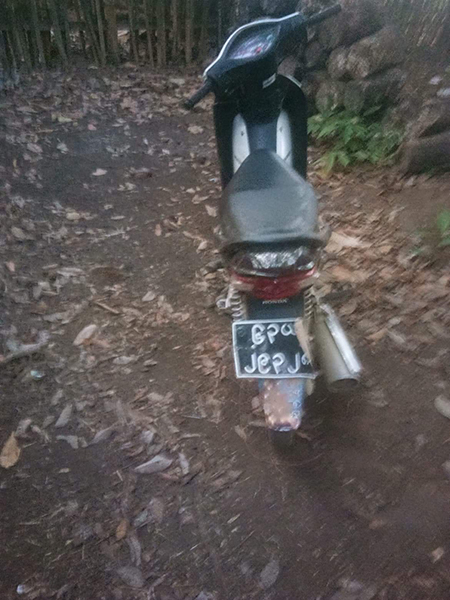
<box><xmin>232</xmin><ymin>319</ymin><xmax>314</xmax><ymax>379</ymax></box>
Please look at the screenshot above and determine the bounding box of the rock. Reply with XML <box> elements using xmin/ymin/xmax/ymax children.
<box><xmin>116</xmin><ymin>565</ymin><xmax>145</xmax><ymax>589</ymax></box>
<box><xmin>346</xmin><ymin>26</ymin><xmax>406</xmax><ymax>79</ymax></box>
<box><xmin>316</xmin><ymin>80</ymin><xmax>346</xmax><ymax>113</ymax></box>
<box><xmin>401</xmin><ymin>131</ymin><xmax>450</xmax><ymax>174</ymax></box>
<box><xmin>327</xmin><ymin>47</ymin><xmax>351</xmax><ymax>81</ymax></box>
<box><xmin>344</xmin><ymin>68</ymin><xmax>406</xmax><ymax>114</ymax></box>
<box><xmin>406</xmin><ymin>98</ymin><xmax>450</xmax><ymax>140</ymax></box>
<box><xmin>134</xmin><ymin>455</ymin><xmax>173</xmax><ymax>475</ymax></box>
<box><xmin>318</xmin><ymin>0</ymin><xmax>384</xmax><ymax>50</ymax></box>
<box><xmin>259</xmin><ymin>558</ymin><xmax>280</xmax><ymax>590</ymax></box>
<box><xmin>302</xmin><ymin>70</ymin><xmax>329</xmax><ymax>107</ymax></box>
<box><xmin>305</xmin><ymin>40</ymin><xmax>328</xmax><ymax>71</ymax></box>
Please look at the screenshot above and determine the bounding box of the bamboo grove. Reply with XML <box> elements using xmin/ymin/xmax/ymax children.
<box><xmin>1</xmin><ymin>0</ymin><xmax>449</xmax><ymax>75</ymax></box>
<box><xmin>0</xmin><ymin>0</ymin><xmax>222</xmax><ymax>72</ymax></box>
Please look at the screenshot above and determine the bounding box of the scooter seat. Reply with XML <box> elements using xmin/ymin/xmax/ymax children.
<box><xmin>220</xmin><ymin>150</ymin><xmax>322</xmax><ymax>252</ymax></box>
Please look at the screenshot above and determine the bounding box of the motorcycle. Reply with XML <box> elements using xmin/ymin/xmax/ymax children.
<box><xmin>185</xmin><ymin>5</ymin><xmax>362</xmax><ymax>448</ymax></box>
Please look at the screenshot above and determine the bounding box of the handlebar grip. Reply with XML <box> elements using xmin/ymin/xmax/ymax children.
<box><xmin>184</xmin><ymin>80</ymin><xmax>214</xmax><ymax>109</ymax></box>
<box><xmin>305</xmin><ymin>4</ymin><xmax>341</xmax><ymax>27</ymax></box>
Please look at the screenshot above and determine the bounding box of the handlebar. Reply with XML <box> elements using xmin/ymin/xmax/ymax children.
<box><xmin>304</xmin><ymin>4</ymin><xmax>341</xmax><ymax>27</ymax></box>
<box><xmin>184</xmin><ymin>80</ymin><xmax>214</xmax><ymax>110</ymax></box>
<box><xmin>184</xmin><ymin>4</ymin><xmax>341</xmax><ymax>109</ymax></box>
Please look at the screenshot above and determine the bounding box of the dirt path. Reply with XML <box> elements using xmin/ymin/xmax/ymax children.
<box><xmin>1</xmin><ymin>67</ymin><xmax>450</xmax><ymax>600</ymax></box>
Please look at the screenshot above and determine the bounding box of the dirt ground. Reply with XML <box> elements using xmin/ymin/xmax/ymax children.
<box><xmin>1</xmin><ymin>67</ymin><xmax>450</xmax><ymax>600</ymax></box>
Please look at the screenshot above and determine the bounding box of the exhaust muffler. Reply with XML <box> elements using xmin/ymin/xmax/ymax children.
<box><xmin>313</xmin><ymin>303</ymin><xmax>362</xmax><ymax>393</ymax></box>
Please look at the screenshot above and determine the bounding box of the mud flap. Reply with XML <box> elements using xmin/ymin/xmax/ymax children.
<box><xmin>260</xmin><ymin>378</ymin><xmax>307</xmax><ymax>431</ymax></box>
<box><xmin>249</xmin><ymin>294</ymin><xmax>314</xmax><ymax>431</ymax></box>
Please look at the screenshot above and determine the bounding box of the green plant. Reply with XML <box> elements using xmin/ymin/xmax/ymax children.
<box><xmin>413</xmin><ymin>209</ymin><xmax>450</xmax><ymax>257</ymax></box>
<box><xmin>308</xmin><ymin>108</ymin><xmax>404</xmax><ymax>173</ymax></box>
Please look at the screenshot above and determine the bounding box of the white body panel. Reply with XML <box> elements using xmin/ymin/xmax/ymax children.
<box><xmin>232</xmin><ymin>111</ymin><xmax>293</xmax><ymax>173</ymax></box>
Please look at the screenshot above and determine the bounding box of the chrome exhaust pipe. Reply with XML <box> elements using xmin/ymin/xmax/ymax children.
<box><xmin>313</xmin><ymin>303</ymin><xmax>362</xmax><ymax>393</ymax></box>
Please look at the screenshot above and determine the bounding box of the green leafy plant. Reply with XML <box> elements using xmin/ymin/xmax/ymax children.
<box><xmin>413</xmin><ymin>209</ymin><xmax>450</xmax><ymax>257</ymax></box>
<box><xmin>308</xmin><ymin>108</ymin><xmax>404</xmax><ymax>173</ymax></box>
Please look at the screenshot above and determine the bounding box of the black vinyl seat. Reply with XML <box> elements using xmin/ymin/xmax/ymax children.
<box><xmin>220</xmin><ymin>150</ymin><xmax>322</xmax><ymax>252</ymax></box>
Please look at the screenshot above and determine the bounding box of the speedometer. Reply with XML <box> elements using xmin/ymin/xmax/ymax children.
<box><xmin>229</xmin><ymin>31</ymin><xmax>277</xmax><ymax>60</ymax></box>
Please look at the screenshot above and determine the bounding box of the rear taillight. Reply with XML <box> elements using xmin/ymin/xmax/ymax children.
<box><xmin>227</xmin><ymin>247</ymin><xmax>319</xmax><ymax>299</ymax></box>
<box><xmin>231</xmin><ymin>267</ymin><xmax>318</xmax><ymax>300</ymax></box>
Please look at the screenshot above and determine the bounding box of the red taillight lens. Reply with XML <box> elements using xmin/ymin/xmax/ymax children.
<box><xmin>231</xmin><ymin>267</ymin><xmax>317</xmax><ymax>300</ymax></box>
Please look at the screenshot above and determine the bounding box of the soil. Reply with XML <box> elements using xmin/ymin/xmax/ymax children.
<box><xmin>1</xmin><ymin>66</ymin><xmax>450</xmax><ymax>600</ymax></box>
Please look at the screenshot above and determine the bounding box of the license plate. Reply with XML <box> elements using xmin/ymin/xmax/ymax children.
<box><xmin>232</xmin><ymin>319</ymin><xmax>314</xmax><ymax>379</ymax></box>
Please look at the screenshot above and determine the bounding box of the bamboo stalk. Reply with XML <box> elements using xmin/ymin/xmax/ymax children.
<box><xmin>0</xmin><ymin>32</ymin><xmax>11</xmax><ymax>76</ymax></box>
<box><xmin>156</xmin><ymin>0</ymin><xmax>166</xmax><ymax>67</ymax></box>
<box><xmin>128</xmin><ymin>0</ymin><xmax>139</xmax><ymax>63</ymax></box>
<box><xmin>104</xmin><ymin>4</ymin><xmax>120</xmax><ymax>65</ymax></box>
<box><xmin>185</xmin><ymin>0</ymin><xmax>193</xmax><ymax>65</ymax></box>
<box><xmin>79</xmin><ymin>0</ymin><xmax>101</xmax><ymax>64</ymax></box>
<box><xmin>95</xmin><ymin>0</ymin><xmax>107</xmax><ymax>66</ymax></box>
<box><xmin>171</xmin><ymin>0</ymin><xmax>179</xmax><ymax>61</ymax></box>
<box><xmin>199</xmin><ymin>0</ymin><xmax>209</xmax><ymax>62</ymax></box>
<box><xmin>47</xmin><ymin>0</ymin><xmax>68</xmax><ymax>66</ymax></box>
<box><xmin>75</xmin><ymin>0</ymin><xmax>87</xmax><ymax>57</ymax></box>
<box><xmin>143</xmin><ymin>0</ymin><xmax>155</xmax><ymax>67</ymax></box>
<box><xmin>60</xmin><ymin>0</ymin><xmax>71</xmax><ymax>59</ymax></box>
<box><xmin>31</xmin><ymin>0</ymin><xmax>46</xmax><ymax>67</ymax></box>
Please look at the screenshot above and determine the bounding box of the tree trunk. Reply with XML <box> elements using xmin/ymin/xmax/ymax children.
<box><xmin>305</xmin><ymin>40</ymin><xmax>327</xmax><ymax>71</ymax></box>
<box><xmin>346</xmin><ymin>26</ymin><xmax>405</xmax><ymax>80</ymax></box>
<box><xmin>95</xmin><ymin>0</ymin><xmax>107</xmax><ymax>66</ymax></box>
<box><xmin>156</xmin><ymin>0</ymin><xmax>166</xmax><ymax>67</ymax></box>
<box><xmin>31</xmin><ymin>0</ymin><xmax>46</xmax><ymax>67</ymax></box>
<box><xmin>401</xmin><ymin>131</ymin><xmax>450</xmax><ymax>174</ymax></box>
<box><xmin>344</xmin><ymin>68</ymin><xmax>406</xmax><ymax>114</ymax></box>
<box><xmin>128</xmin><ymin>0</ymin><xmax>139</xmax><ymax>63</ymax></box>
<box><xmin>47</xmin><ymin>0</ymin><xmax>68</xmax><ymax>66</ymax></box>
<box><xmin>144</xmin><ymin>0</ymin><xmax>155</xmax><ymax>67</ymax></box>
<box><xmin>327</xmin><ymin>47</ymin><xmax>350</xmax><ymax>81</ymax></box>
<box><xmin>105</xmin><ymin>4</ymin><xmax>119</xmax><ymax>65</ymax></box>
<box><xmin>316</xmin><ymin>80</ymin><xmax>346</xmax><ymax>113</ymax></box>
<box><xmin>185</xmin><ymin>0</ymin><xmax>193</xmax><ymax>65</ymax></box>
<box><xmin>318</xmin><ymin>0</ymin><xmax>384</xmax><ymax>50</ymax></box>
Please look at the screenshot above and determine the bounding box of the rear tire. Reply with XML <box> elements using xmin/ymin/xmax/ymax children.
<box><xmin>269</xmin><ymin>429</ymin><xmax>295</xmax><ymax>451</ymax></box>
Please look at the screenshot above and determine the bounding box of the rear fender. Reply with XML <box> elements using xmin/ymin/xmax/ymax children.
<box><xmin>248</xmin><ymin>293</ymin><xmax>315</xmax><ymax>431</ymax></box>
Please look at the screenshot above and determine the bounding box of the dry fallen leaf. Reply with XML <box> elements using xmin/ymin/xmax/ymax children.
<box><xmin>92</xmin><ymin>168</ymin><xmax>107</xmax><ymax>177</ymax></box>
<box><xmin>73</xmin><ymin>324</ymin><xmax>98</xmax><ymax>346</ymax></box>
<box><xmin>0</xmin><ymin>433</ymin><xmax>21</xmax><ymax>469</ymax></box>
<box><xmin>116</xmin><ymin>518</ymin><xmax>129</xmax><ymax>540</ymax></box>
<box><xmin>326</xmin><ymin>231</ymin><xmax>368</xmax><ymax>253</ymax></box>
<box><xmin>205</xmin><ymin>204</ymin><xmax>218</xmax><ymax>218</ymax></box>
<box><xmin>188</xmin><ymin>125</ymin><xmax>204</xmax><ymax>135</ymax></box>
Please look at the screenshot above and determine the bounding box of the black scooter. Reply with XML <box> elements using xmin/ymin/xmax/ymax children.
<box><xmin>185</xmin><ymin>6</ymin><xmax>362</xmax><ymax>448</ymax></box>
